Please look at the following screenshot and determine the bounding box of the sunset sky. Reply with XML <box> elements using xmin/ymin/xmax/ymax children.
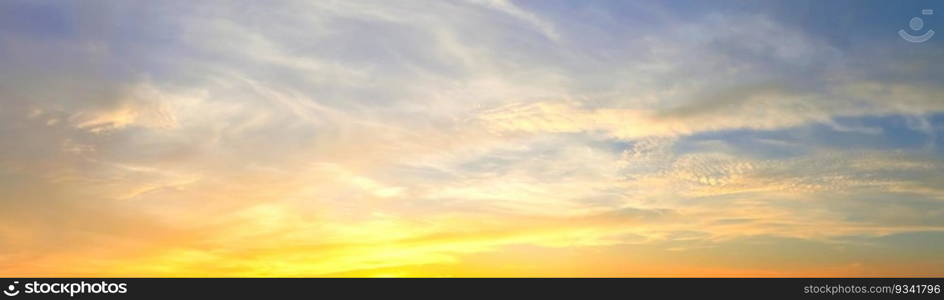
<box><xmin>1</xmin><ymin>0</ymin><xmax>943</xmax><ymax>277</ymax></box>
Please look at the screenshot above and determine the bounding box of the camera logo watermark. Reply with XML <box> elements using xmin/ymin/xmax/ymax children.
<box><xmin>4</xmin><ymin>280</ymin><xmax>127</xmax><ymax>297</ymax></box>
<box><xmin>3</xmin><ymin>282</ymin><xmax>18</xmax><ymax>297</ymax></box>
<box><xmin>899</xmin><ymin>9</ymin><xmax>935</xmax><ymax>43</ymax></box>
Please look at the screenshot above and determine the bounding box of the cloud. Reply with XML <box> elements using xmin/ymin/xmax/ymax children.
<box><xmin>467</xmin><ymin>0</ymin><xmax>560</xmax><ymax>41</ymax></box>
<box><xmin>0</xmin><ymin>0</ymin><xmax>943</xmax><ymax>276</ymax></box>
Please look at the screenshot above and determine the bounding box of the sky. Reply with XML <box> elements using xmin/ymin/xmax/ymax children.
<box><xmin>1</xmin><ymin>0</ymin><xmax>943</xmax><ymax>277</ymax></box>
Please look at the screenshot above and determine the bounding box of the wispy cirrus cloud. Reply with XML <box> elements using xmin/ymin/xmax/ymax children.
<box><xmin>1</xmin><ymin>0</ymin><xmax>943</xmax><ymax>276</ymax></box>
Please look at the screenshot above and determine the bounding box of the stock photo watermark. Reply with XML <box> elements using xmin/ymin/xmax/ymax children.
<box><xmin>3</xmin><ymin>280</ymin><xmax>127</xmax><ymax>298</ymax></box>
<box><xmin>899</xmin><ymin>9</ymin><xmax>935</xmax><ymax>42</ymax></box>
